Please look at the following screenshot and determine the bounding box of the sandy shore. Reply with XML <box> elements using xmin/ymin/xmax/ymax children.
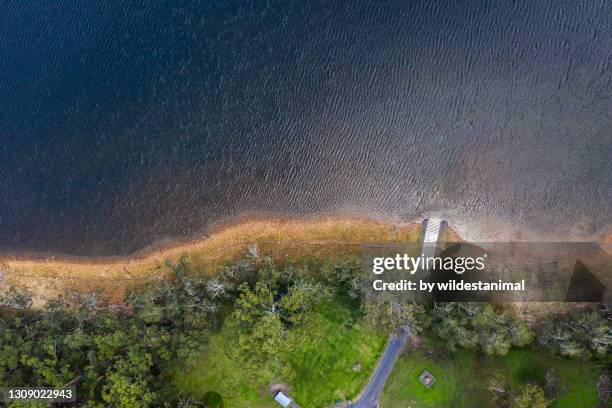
<box><xmin>1</xmin><ymin>217</ymin><xmax>422</xmax><ymax>304</ymax></box>
<box><xmin>3</xmin><ymin>214</ymin><xmax>608</xmax><ymax>307</ymax></box>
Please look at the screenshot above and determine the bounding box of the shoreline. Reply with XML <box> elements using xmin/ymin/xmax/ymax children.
<box><xmin>1</xmin><ymin>214</ymin><xmax>417</xmax><ymax>264</ymax></box>
<box><xmin>2</xmin><ymin>213</ymin><xmax>609</xmax><ymax>305</ymax></box>
<box><xmin>1</xmin><ymin>216</ymin><xmax>423</xmax><ymax>304</ymax></box>
<box><xmin>3</xmin><ymin>210</ymin><xmax>609</xmax><ymax>263</ymax></box>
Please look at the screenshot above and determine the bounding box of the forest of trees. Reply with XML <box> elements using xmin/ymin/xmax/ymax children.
<box><xmin>539</xmin><ymin>308</ymin><xmax>612</xmax><ymax>359</ymax></box>
<box><xmin>429</xmin><ymin>302</ymin><xmax>534</xmax><ymax>356</ymax></box>
<box><xmin>0</xmin><ymin>254</ymin><xmax>610</xmax><ymax>406</ymax></box>
<box><xmin>0</xmin><ymin>259</ymin><xmax>223</xmax><ymax>407</ymax></box>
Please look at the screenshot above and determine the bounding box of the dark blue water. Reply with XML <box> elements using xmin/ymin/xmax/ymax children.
<box><xmin>1</xmin><ymin>1</ymin><xmax>611</xmax><ymax>255</ymax></box>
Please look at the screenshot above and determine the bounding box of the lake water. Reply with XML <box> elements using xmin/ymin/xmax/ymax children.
<box><xmin>1</xmin><ymin>0</ymin><xmax>611</xmax><ymax>255</ymax></box>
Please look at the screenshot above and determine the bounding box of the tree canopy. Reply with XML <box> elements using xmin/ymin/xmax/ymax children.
<box><xmin>0</xmin><ymin>258</ymin><xmax>220</xmax><ymax>407</ymax></box>
<box><xmin>222</xmin><ymin>261</ymin><xmax>326</xmax><ymax>379</ymax></box>
<box><xmin>512</xmin><ymin>384</ymin><xmax>548</xmax><ymax>408</ymax></box>
<box><xmin>430</xmin><ymin>302</ymin><xmax>534</xmax><ymax>355</ymax></box>
<box><xmin>539</xmin><ymin>308</ymin><xmax>612</xmax><ymax>360</ymax></box>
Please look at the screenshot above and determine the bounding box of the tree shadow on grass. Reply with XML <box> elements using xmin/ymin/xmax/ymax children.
<box><xmin>202</xmin><ymin>391</ymin><xmax>224</xmax><ymax>408</ymax></box>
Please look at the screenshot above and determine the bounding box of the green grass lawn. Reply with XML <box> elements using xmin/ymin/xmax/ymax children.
<box><xmin>380</xmin><ymin>335</ymin><xmax>603</xmax><ymax>408</ymax></box>
<box><xmin>173</xmin><ymin>294</ymin><xmax>386</xmax><ymax>408</ymax></box>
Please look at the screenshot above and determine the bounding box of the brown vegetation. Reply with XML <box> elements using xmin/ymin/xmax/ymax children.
<box><xmin>0</xmin><ymin>217</ymin><xmax>421</xmax><ymax>305</ymax></box>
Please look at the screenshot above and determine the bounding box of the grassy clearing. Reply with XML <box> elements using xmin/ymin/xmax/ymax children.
<box><xmin>380</xmin><ymin>335</ymin><xmax>602</xmax><ymax>408</ymax></box>
<box><xmin>288</xmin><ymin>296</ymin><xmax>387</xmax><ymax>406</ymax></box>
<box><xmin>173</xmin><ymin>294</ymin><xmax>386</xmax><ymax>408</ymax></box>
<box><xmin>173</xmin><ymin>334</ymin><xmax>272</xmax><ymax>407</ymax></box>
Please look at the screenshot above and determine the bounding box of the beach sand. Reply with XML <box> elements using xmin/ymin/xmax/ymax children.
<box><xmin>2</xmin><ymin>215</ymin><xmax>608</xmax><ymax>310</ymax></box>
<box><xmin>1</xmin><ymin>217</ymin><xmax>422</xmax><ymax>304</ymax></box>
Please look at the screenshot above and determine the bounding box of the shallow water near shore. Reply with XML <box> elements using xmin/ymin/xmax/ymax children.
<box><xmin>1</xmin><ymin>1</ymin><xmax>611</xmax><ymax>256</ymax></box>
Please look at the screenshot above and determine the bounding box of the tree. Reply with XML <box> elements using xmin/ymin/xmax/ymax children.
<box><xmin>512</xmin><ymin>384</ymin><xmax>548</xmax><ymax>408</ymax></box>
<box><xmin>0</xmin><ymin>286</ymin><xmax>32</xmax><ymax>310</ymax></box>
<box><xmin>320</xmin><ymin>256</ymin><xmax>364</xmax><ymax>299</ymax></box>
<box><xmin>362</xmin><ymin>292</ymin><xmax>424</xmax><ymax>334</ymax></box>
<box><xmin>487</xmin><ymin>370</ymin><xmax>509</xmax><ymax>399</ymax></box>
<box><xmin>430</xmin><ymin>303</ymin><xmax>534</xmax><ymax>355</ymax></box>
<box><xmin>544</xmin><ymin>368</ymin><xmax>566</xmax><ymax>400</ymax></box>
<box><xmin>223</xmin><ymin>267</ymin><xmax>324</xmax><ymax>378</ymax></box>
<box><xmin>539</xmin><ymin>308</ymin><xmax>612</xmax><ymax>359</ymax></box>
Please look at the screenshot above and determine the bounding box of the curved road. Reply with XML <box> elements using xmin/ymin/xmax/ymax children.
<box><xmin>341</xmin><ymin>218</ymin><xmax>438</xmax><ymax>408</ymax></box>
<box><xmin>351</xmin><ymin>326</ymin><xmax>412</xmax><ymax>408</ymax></box>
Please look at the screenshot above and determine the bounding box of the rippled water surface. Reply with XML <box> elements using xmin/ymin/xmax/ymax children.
<box><xmin>1</xmin><ymin>1</ymin><xmax>611</xmax><ymax>255</ymax></box>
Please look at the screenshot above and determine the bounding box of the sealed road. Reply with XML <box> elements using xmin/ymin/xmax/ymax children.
<box><xmin>351</xmin><ymin>326</ymin><xmax>411</xmax><ymax>408</ymax></box>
